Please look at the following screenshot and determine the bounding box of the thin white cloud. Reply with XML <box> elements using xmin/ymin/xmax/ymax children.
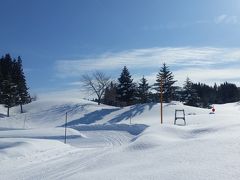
<box><xmin>214</xmin><ymin>14</ymin><xmax>238</xmax><ymax>24</ymax></box>
<box><xmin>174</xmin><ymin>67</ymin><xmax>240</xmax><ymax>86</ymax></box>
<box><xmin>55</xmin><ymin>47</ymin><xmax>240</xmax><ymax>78</ymax></box>
<box><xmin>54</xmin><ymin>46</ymin><xmax>240</xmax><ymax>88</ymax></box>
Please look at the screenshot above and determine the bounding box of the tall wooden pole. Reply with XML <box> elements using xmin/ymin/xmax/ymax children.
<box><xmin>64</xmin><ymin>112</ymin><xmax>68</xmax><ymax>144</ymax></box>
<box><xmin>160</xmin><ymin>76</ymin><xmax>163</xmax><ymax>124</ymax></box>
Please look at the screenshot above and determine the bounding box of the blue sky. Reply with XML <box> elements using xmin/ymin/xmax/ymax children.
<box><xmin>0</xmin><ymin>0</ymin><xmax>240</xmax><ymax>97</ymax></box>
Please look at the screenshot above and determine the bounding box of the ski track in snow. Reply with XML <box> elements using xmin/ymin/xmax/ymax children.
<box><xmin>0</xmin><ymin>130</ymin><xmax>134</xmax><ymax>180</ymax></box>
<box><xmin>1</xmin><ymin>100</ymin><xmax>240</xmax><ymax>179</ymax></box>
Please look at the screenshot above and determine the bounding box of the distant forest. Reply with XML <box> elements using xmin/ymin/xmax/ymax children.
<box><xmin>1</xmin><ymin>53</ymin><xmax>239</xmax><ymax>115</ymax></box>
<box><xmin>95</xmin><ymin>64</ymin><xmax>240</xmax><ymax>108</ymax></box>
<box><xmin>0</xmin><ymin>54</ymin><xmax>31</xmax><ymax>116</ymax></box>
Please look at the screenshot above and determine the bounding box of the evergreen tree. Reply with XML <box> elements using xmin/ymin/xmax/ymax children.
<box><xmin>0</xmin><ymin>54</ymin><xmax>17</xmax><ymax>116</ymax></box>
<box><xmin>182</xmin><ymin>77</ymin><xmax>199</xmax><ymax>107</ymax></box>
<box><xmin>137</xmin><ymin>76</ymin><xmax>151</xmax><ymax>103</ymax></box>
<box><xmin>13</xmin><ymin>56</ymin><xmax>31</xmax><ymax>113</ymax></box>
<box><xmin>173</xmin><ymin>86</ymin><xmax>184</xmax><ymax>102</ymax></box>
<box><xmin>117</xmin><ymin>66</ymin><xmax>135</xmax><ymax>106</ymax></box>
<box><xmin>192</xmin><ymin>83</ymin><xmax>217</xmax><ymax>107</ymax></box>
<box><xmin>103</xmin><ymin>81</ymin><xmax>118</xmax><ymax>106</ymax></box>
<box><xmin>0</xmin><ymin>62</ymin><xmax>3</xmax><ymax>103</ymax></box>
<box><xmin>217</xmin><ymin>82</ymin><xmax>240</xmax><ymax>103</ymax></box>
<box><xmin>1</xmin><ymin>77</ymin><xmax>18</xmax><ymax>117</ymax></box>
<box><xmin>1</xmin><ymin>54</ymin><xmax>13</xmax><ymax>80</ymax></box>
<box><xmin>154</xmin><ymin>63</ymin><xmax>177</xmax><ymax>103</ymax></box>
<box><xmin>0</xmin><ymin>54</ymin><xmax>31</xmax><ymax>115</ymax></box>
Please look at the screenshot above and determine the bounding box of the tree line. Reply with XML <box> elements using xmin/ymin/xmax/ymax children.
<box><xmin>83</xmin><ymin>63</ymin><xmax>240</xmax><ymax>108</ymax></box>
<box><xmin>0</xmin><ymin>54</ymin><xmax>31</xmax><ymax>116</ymax></box>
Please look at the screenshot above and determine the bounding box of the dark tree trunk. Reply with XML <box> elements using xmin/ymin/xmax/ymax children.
<box><xmin>20</xmin><ymin>104</ymin><xmax>23</xmax><ymax>113</ymax></box>
<box><xmin>97</xmin><ymin>96</ymin><xmax>101</xmax><ymax>105</ymax></box>
<box><xmin>7</xmin><ymin>107</ymin><xmax>10</xmax><ymax>117</ymax></box>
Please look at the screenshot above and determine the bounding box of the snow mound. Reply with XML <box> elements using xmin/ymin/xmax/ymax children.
<box><xmin>1</xmin><ymin>97</ymin><xmax>240</xmax><ymax>179</ymax></box>
<box><xmin>0</xmin><ymin>138</ymin><xmax>75</xmax><ymax>160</ymax></box>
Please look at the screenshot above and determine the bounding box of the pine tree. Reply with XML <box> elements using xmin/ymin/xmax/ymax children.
<box><xmin>192</xmin><ymin>83</ymin><xmax>218</xmax><ymax>107</ymax></box>
<box><xmin>137</xmin><ymin>76</ymin><xmax>151</xmax><ymax>103</ymax></box>
<box><xmin>154</xmin><ymin>63</ymin><xmax>177</xmax><ymax>103</ymax></box>
<box><xmin>0</xmin><ymin>60</ymin><xmax>3</xmax><ymax>103</ymax></box>
<box><xmin>0</xmin><ymin>54</ymin><xmax>17</xmax><ymax>116</ymax></box>
<box><xmin>117</xmin><ymin>66</ymin><xmax>135</xmax><ymax>106</ymax></box>
<box><xmin>103</xmin><ymin>81</ymin><xmax>118</xmax><ymax>106</ymax></box>
<box><xmin>0</xmin><ymin>71</ymin><xmax>3</xmax><ymax>103</ymax></box>
<box><xmin>217</xmin><ymin>82</ymin><xmax>240</xmax><ymax>103</ymax></box>
<box><xmin>13</xmin><ymin>56</ymin><xmax>31</xmax><ymax>113</ymax></box>
<box><xmin>182</xmin><ymin>77</ymin><xmax>199</xmax><ymax>107</ymax></box>
<box><xmin>1</xmin><ymin>76</ymin><xmax>18</xmax><ymax>117</ymax></box>
<box><xmin>0</xmin><ymin>54</ymin><xmax>31</xmax><ymax>115</ymax></box>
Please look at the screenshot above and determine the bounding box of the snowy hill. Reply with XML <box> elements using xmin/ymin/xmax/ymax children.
<box><xmin>1</xmin><ymin>97</ymin><xmax>240</xmax><ymax>180</ymax></box>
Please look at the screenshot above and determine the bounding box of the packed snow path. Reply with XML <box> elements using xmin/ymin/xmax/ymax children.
<box><xmin>1</xmin><ymin>99</ymin><xmax>240</xmax><ymax>179</ymax></box>
<box><xmin>0</xmin><ymin>129</ymin><xmax>135</xmax><ymax>180</ymax></box>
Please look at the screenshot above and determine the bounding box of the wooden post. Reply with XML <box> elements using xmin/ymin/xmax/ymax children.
<box><xmin>160</xmin><ymin>76</ymin><xmax>163</xmax><ymax>124</ymax></box>
<box><xmin>64</xmin><ymin>112</ymin><xmax>68</xmax><ymax>144</ymax></box>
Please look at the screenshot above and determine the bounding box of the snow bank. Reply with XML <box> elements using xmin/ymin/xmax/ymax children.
<box><xmin>1</xmin><ymin>97</ymin><xmax>240</xmax><ymax>179</ymax></box>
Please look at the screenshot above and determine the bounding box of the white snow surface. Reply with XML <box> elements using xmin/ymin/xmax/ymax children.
<box><xmin>1</xmin><ymin>98</ymin><xmax>240</xmax><ymax>180</ymax></box>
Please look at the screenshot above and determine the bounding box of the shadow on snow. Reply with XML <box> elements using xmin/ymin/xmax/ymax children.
<box><xmin>60</xmin><ymin>103</ymin><xmax>156</xmax><ymax>127</ymax></box>
<box><xmin>63</xmin><ymin>108</ymin><xmax>120</xmax><ymax>126</ymax></box>
<box><xmin>72</xmin><ymin>124</ymin><xmax>148</xmax><ymax>136</ymax></box>
<box><xmin>109</xmin><ymin>103</ymin><xmax>156</xmax><ymax>123</ymax></box>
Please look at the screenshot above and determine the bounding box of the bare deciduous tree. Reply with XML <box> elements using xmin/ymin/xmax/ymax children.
<box><xmin>82</xmin><ymin>71</ymin><xmax>110</xmax><ymax>105</ymax></box>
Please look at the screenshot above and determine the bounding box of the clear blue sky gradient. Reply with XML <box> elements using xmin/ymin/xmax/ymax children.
<box><xmin>0</xmin><ymin>0</ymin><xmax>240</xmax><ymax>94</ymax></box>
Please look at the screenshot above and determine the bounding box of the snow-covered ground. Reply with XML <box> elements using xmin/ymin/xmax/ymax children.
<box><xmin>1</xmin><ymin>98</ymin><xmax>240</xmax><ymax>180</ymax></box>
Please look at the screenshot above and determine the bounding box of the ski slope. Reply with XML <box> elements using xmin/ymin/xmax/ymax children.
<box><xmin>1</xmin><ymin>98</ymin><xmax>240</xmax><ymax>180</ymax></box>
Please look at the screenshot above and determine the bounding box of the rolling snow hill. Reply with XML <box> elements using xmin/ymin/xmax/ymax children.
<box><xmin>1</xmin><ymin>97</ymin><xmax>240</xmax><ymax>180</ymax></box>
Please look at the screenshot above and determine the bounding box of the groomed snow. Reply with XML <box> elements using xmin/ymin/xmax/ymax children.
<box><xmin>1</xmin><ymin>98</ymin><xmax>240</xmax><ymax>180</ymax></box>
